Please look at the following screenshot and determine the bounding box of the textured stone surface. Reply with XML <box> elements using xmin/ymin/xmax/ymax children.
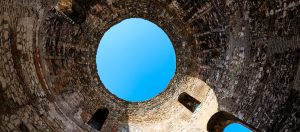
<box><xmin>0</xmin><ymin>0</ymin><xmax>300</xmax><ymax>132</ymax></box>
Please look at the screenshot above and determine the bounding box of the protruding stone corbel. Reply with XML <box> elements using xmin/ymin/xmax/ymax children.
<box><xmin>55</xmin><ymin>0</ymin><xmax>86</xmax><ymax>24</ymax></box>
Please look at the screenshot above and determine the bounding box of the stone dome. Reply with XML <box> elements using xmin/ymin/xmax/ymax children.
<box><xmin>0</xmin><ymin>0</ymin><xmax>299</xmax><ymax>131</ymax></box>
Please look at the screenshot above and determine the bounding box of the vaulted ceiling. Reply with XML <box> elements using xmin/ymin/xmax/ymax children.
<box><xmin>0</xmin><ymin>0</ymin><xmax>299</xmax><ymax>131</ymax></box>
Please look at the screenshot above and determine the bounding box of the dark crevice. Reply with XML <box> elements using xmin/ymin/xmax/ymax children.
<box><xmin>88</xmin><ymin>108</ymin><xmax>109</xmax><ymax>131</ymax></box>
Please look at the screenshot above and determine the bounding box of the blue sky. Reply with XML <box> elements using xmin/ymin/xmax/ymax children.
<box><xmin>224</xmin><ymin>123</ymin><xmax>252</xmax><ymax>132</ymax></box>
<box><xmin>96</xmin><ymin>18</ymin><xmax>176</xmax><ymax>102</ymax></box>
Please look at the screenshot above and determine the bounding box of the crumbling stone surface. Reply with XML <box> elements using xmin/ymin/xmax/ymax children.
<box><xmin>0</xmin><ymin>0</ymin><xmax>299</xmax><ymax>131</ymax></box>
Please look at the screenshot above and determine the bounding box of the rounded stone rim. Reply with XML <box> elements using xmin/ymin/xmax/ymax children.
<box><xmin>86</xmin><ymin>3</ymin><xmax>193</xmax><ymax>112</ymax></box>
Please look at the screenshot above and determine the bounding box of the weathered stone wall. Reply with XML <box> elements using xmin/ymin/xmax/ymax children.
<box><xmin>0</xmin><ymin>0</ymin><xmax>82</xmax><ymax>131</ymax></box>
<box><xmin>0</xmin><ymin>0</ymin><xmax>299</xmax><ymax>132</ymax></box>
<box><xmin>197</xmin><ymin>1</ymin><xmax>300</xmax><ymax>131</ymax></box>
